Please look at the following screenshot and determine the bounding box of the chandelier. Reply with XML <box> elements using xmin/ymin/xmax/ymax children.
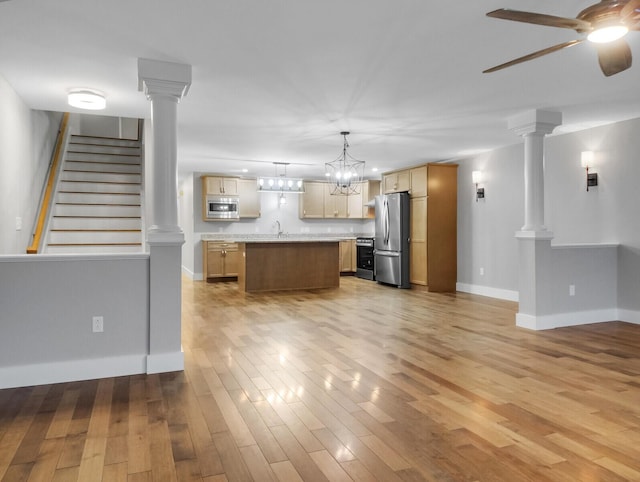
<box><xmin>325</xmin><ymin>131</ymin><xmax>365</xmax><ymax>195</ymax></box>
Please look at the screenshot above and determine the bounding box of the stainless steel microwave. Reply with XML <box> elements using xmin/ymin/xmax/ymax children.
<box><xmin>206</xmin><ymin>196</ymin><xmax>239</xmax><ymax>220</ymax></box>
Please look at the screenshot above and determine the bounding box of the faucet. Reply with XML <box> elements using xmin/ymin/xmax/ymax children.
<box><xmin>275</xmin><ymin>220</ymin><xmax>283</xmax><ymax>238</ymax></box>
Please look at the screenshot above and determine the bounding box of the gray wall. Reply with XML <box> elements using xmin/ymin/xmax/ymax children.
<box><xmin>0</xmin><ymin>74</ymin><xmax>62</xmax><ymax>254</ymax></box>
<box><xmin>457</xmin><ymin>116</ymin><xmax>640</xmax><ymax>314</ymax></box>
<box><xmin>0</xmin><ymin>254</ymin><xmax>150</xmax><ymax>388</ymax></box>
<box><xmin>457</xmin><ymin>143</ymin><xmax>523</xmax><ymax>296</ymax></box>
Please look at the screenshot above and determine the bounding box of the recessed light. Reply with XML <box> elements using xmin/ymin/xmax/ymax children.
<box><xmin>242</xmin><ymin>168</ymin><xmax>248</xmax><ymax>173</ymax></box>
<box><xmin>68</xmin><ymin>89</ymin><xmax>106</xmax><ymax>110</ymax></box>
<box><xmin>372</xmin><ymin>167</ymin><xmax>378</xmax><ymax>172</ymax></box>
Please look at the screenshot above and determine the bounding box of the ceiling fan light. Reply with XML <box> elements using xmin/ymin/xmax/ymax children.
<box><xmin>587</xmin><ymin>25</ymin><xmax>628</xmax><ymax>43</ymax></box>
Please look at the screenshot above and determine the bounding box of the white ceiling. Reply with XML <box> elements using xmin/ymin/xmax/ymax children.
<box><xmin>1</xmin><ymin>0</ymin><xmax>639</xmax><ymax>180</ymax></box>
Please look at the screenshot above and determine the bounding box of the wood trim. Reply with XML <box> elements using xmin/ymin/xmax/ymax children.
<box><xmin>26</xmin><ymin>113</ymin><xmax>70</xmax><ymax>254</ymax></box>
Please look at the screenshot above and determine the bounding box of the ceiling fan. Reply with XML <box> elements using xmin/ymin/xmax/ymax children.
<box><xmin>484</xmin><ymin>0</ymin><xmax>640</xmax><ymax>76</ymax></box>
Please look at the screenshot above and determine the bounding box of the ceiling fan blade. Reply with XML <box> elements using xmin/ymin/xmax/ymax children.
<box><xmin>597</xmin><ymin>39</ymin><xmax>632</xmax><ymax>76</ymax></box>
<box><xmin>486</xmin><ymin>9</ymin><xmax>591</xmax><ymax>31</ymax></box>
<box><xmin>483</xmin><ymin>39</ymin><xmax>583</xmax><ymax>73</ymax></box>
<box><xmin>621</xmin><ymin>0</ymin><xmax>640</xmax><ymax>22</ymax></box>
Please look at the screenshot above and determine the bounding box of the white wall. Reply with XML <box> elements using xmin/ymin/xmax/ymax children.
<box><xmin>184</xmin><ymin>172</ymin><xmax>374</xmax><ymax>279</ymax></box>
<box><xmin>0</xmin><ymin>254</ymin><xmax>150</xmax><ymax>389</ymax></box>
<box><xmin>457</xmin><ymin>116</ymin><xmax>640</xmax><ymax>316</ymax></box>
<box><xmin>0</xmin><ymin>74</ymin><xmax>62</xmax><ymax>254</ymax></box>
<box><xmin>75</xmin><ymin>114</ymin><xmax>138</xmax><ymax>139</ymax></box>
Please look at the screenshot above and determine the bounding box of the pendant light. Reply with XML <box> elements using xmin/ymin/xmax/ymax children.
<box><xmin>258</xmin><ymin>162</ymin><xmax>304</xmax><ymax>193</ymax></box>
<box><xmin>325</xmin><ymin>131</ymin><xmax>365</xmax><ymax>195</ymax></box>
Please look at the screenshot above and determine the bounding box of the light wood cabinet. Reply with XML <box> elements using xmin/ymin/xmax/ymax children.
<box><xmin>324</xmin><ymin>183</ymin><xmax>348</xmax><ymax>218</ymax></box>
<box><xmin>300</xmin><ymin>180</ymin><xmax>379</xmax><ymax>219</ymax></box>
<box><xmin>347</xmin><ymin>188</ymin><xmax>362</xmax><ymax>219</ymax></box>
<box><xmin>203</xmin><ymin>241</ymin><xmax>239</xmax><ymax>279</ymax></box>
<box><xmin>299</xmin><ymin>181</ymin><xmax>325</xmax><ymax>218</ymax></box>
<box><xmin>410</xmin><ymin>166</ymin><xmax>428</xmax><ymax>198</ymax></box>
<box><xmin>237</xmin><ymin>179</ymin><xmax>260</xmax><ymax>218</ymax></box>
<box><xmin>383</xmin><ymin>170</ymin><xmax>410</xmax><ymax>194</ymax></box>
<box><xmin>426</xmin><ymin>164</ymin><xmax>458</xmax><ymax>292</ymax></box>
<box><xmin>362</xmin><ymin>180</ymin><xmax>380</xmax><ymax>219</ymax></box>
<box><xmin>339</xmin><ymin>239</ymin><xmax>356</xmax><ymax>273</ymax></box>
<box><xmin>204</xmin><ymin>176</ymin><xmax>238</xmax><ymax>196</ymax></box>
<box><xmin>410</xmin><ymin>196</ymin><xmax>427</xmax><ymax>285</ymax></box>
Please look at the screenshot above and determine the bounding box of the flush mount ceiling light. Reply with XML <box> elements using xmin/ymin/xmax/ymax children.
<box><xmin>325</xmin><ymin>131</ymin><xmax>365</xmax><ymax>196</ymax></box>
<box><xmin>67</xmin><ymin>89</ymin><xmax>106</xmax><ymax>110</ymax></box>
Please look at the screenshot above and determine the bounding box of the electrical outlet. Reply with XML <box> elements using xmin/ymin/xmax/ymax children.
<box><xmin>569</xmin><ymin>285</ymin><xmax>575</xmax><ymax>296</ymax></box>
<box><xmin>15</xmin><ymin>217</ymin><xmax>22</xmax><ymax>231</ymax></box>
<box><xmin>92</xmin><ymin>316</ymin><xmax>104</xmax><ymax>333</ymax></box>
<box><xmin>479</xmin><ymin>267</ymin><xmax>485</xmax><ymax>276</ymax></box>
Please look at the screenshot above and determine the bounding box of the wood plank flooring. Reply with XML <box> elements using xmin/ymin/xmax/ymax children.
<box><xmin>3</xmin><ymin>277</ymin><xmax>640</xmax><ymax>481</ymax></box>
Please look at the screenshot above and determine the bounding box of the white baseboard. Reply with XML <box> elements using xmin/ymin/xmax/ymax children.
<box><xmin>147</xmin><ymin>351</ymin><xmax>184</xmax><ymax>374</ymax></box>
<box><xmin>0</xmin><ymin>354</ymin><xmax>146</xmax><ymax>390</ymax></box>
<box><xmin>456</xmin><ymin>282</ymin><xmax>519</xmax><ymax>302</ymax></box>
<box><xmin>182</xmin><ymin>265</ymin><xmax>203</xmax><ymax>280</ymax></box>
<box><xmin>617</xmin><ymin>309</ymin><xmax>640</xmax><ymax>325</ymax></box>
<box><xmin>516</xmin><ymin>308</ymin><xmax>618</xmax><ymax>330</ymax></box>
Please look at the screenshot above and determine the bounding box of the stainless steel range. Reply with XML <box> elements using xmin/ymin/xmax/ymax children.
<box><xmin>355</xmin><ymin>237</ymin><xmax>375</xmax><ymax>280</ymax></box>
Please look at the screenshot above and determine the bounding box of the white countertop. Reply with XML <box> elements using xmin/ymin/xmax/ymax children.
<box><xmin>201</xmin><ymin>233</ymin><xmax>364</xmax><ymax>243</ymax></box>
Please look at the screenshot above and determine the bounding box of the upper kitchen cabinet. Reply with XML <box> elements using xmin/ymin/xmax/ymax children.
<box><xmin>237</xmin><ymin>179</ymin><xmax>260</xmax><ymax>218</ymax></box>
<box><xmin>201</xmin><ymin>175</ymin><xmax>260</xmax><ymax>220</ymax></box>
<box><xmin>324</xmin><ymin>183</ymin><xmax>348</xmax><ymax>218</ymax></box>
<box><xmin>409</xmin><ymin>166</ymin><xmax>427</xmax><ymax>198</ymax></box>
<box><xmin>204</xmin><ymin>176</ymin><xmax>238</xmax><ymax>196</ymax></box>
<box><xmin>361</xmin><ymin>180</ymin><xmax>380</xmax><ymax>218</ymax></box>
<box><xmin>347</xmin><ymin>188</ymin><xmax>363</xmax><ymax>219</ymax></box>
<box><xmin>382</xmin><ymin>170</ymin><xmax>410</xmax><ymax>194</ymax></box>
<box><xmin>299</xmin><ymin>181</ymin><xmax>325</xmax><ymax>218</ymax></box>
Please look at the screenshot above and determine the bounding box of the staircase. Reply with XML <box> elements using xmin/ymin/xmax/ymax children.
<box><xmin>44</xmin><ymin>134</ymin><xmax>144</xmax><ymax>254</ymax></box>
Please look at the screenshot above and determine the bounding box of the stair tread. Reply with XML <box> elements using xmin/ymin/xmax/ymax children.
<box><xmin>48</xmin><ymin>243</ymin><xmax>143</xmax><ymax>246</ymax></box>
<box><xmin>51</xmin><ymin>229</ymin><xmax>142</xmax><ymax>232</ymax></box>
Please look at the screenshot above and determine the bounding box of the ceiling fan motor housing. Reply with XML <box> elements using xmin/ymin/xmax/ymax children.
<box><xmin>577</xmin><ymin>1</ymin><xmax>628</xmax><ymax>31</ymax></box>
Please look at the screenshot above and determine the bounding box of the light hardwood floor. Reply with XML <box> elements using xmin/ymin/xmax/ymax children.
<box><xmin>2</xmin><ymin>277</ymin><xmax>640</xmax><ymax>481</ymax></box>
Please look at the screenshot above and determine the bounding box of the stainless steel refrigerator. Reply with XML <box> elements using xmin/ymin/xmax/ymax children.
<box><xmin>374</xmin><ymin>192</ymin><xmax>410</xmax><ymax>288</ymax></box>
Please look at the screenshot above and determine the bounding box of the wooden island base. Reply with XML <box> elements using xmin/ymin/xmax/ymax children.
<box><xmin>238</xmin><ymin>241</ymin><xmax>340</xmax><ymax>292</ymax></box>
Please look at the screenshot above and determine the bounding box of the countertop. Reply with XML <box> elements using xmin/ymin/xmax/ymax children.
<box><xmin>201</xmin><ymin>233</ymin><xmax>367</xmax><ymax>243</ymax></box>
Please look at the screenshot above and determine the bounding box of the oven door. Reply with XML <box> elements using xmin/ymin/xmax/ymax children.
<box><xmin>355</xmin><ymin>243</ymin><xmax>375</xmax><ymax>280</ymax></box>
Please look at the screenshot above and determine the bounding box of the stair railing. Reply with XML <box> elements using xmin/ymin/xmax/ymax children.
<box><xmin>26</xmin><ymin>112</ymin><xmax>70</xmax><ymax>254</ymax></box>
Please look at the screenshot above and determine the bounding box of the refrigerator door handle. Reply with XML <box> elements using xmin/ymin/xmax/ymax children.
<box><xmin>384</xmin><ymin>196</ymin><xmax>390</xmax><ymax>244</ymax></box>
<box><xmin>374</xmin><ymin>250</ymin><xmax>400</xmax><ymax>257</ymax></box>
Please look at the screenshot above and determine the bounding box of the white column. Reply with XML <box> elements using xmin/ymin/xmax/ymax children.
<box><xmin>138</xmin><ymin>58</ymin><xmax>192</xmax><ymax>238</ymax></box>
<box><xmin>508</xmin><ymin>110</ymin><xmax>561</xmax><ymax>330</ymax></box>
<box><xmin>149</xmin><ymin>94</ymin><xmax>179</xmax><ymax>233</ymax></box>
<box><xmin>508</xmin><ymin>109</ymin><xmax>562</xmax><ymax>234</ymax></box>
<box><xmin>138</xmin><ymin>59</ymin><xmax>192</xmax><ymax>373</ymax></box>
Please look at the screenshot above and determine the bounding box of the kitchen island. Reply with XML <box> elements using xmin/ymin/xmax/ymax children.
<box><xmin>237</xmin><ymin>239</ymin><xmax>340</xmax><ymax>292</ymax></box>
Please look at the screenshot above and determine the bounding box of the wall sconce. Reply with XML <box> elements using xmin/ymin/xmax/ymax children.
<box><xmin>472</xmin><ymin>170</ymin><xmax>484</xmax><ymax>202</ymax></box>
<box><xmin>581</xmin><ymin>151</ymin><xmax>598</xmax><ymax>191</ymax></box>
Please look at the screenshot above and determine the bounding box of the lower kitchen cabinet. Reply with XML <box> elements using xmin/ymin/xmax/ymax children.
<box><xmin>339</xmin><ymin>239</ymin><xmax>356</xmax><ymax>273</ymax></box>
<box><xmin>203</xmin><ymin>241</ymin><xmax>239</xmax><ymax>279</ymax></box>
